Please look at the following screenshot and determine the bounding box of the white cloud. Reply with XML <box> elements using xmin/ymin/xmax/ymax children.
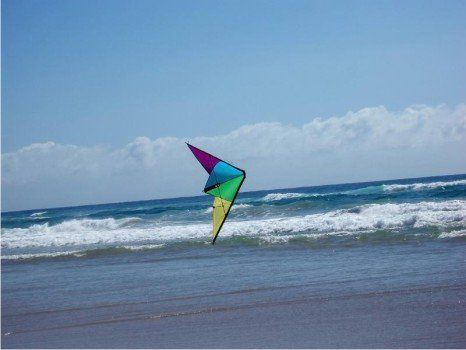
<box><xmin>2</xmin><ymin>103</ymin><xmax>466</xmax><ymax>211</ymax></box>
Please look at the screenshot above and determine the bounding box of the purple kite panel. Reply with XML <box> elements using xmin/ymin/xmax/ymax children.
<box><xmin>187</xmin><ymin>144</ymin><xmax>220</xmax><ymax>173</ymax></box>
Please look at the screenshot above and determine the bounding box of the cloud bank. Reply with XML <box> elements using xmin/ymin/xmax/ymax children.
<box><xmin>3</xmin><ymin>104</ymin><xmax>466</xmax><ymax>211</ymax></box>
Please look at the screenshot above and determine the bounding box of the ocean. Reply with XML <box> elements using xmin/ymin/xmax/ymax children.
<box><xmin>2</xmin><ymin>174</ymin><xmax>466</xmax><ymax>348</ymax></box>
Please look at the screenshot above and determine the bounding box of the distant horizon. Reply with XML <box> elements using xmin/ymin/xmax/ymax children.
<box><xmin>4</xmin><ymin>172</ymin><xmax>465</xmax><ymax>214</ymax></box>
<box><xmin>3</xmin><ymin>0</ymin><xmax>466</xmax><ymax>211</ymax></box>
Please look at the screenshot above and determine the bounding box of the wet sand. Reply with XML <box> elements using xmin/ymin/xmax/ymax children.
<box><xmin>2</xmin><ymin>244</ymin><xmax>466</xmax><ymax>348</ymax></box>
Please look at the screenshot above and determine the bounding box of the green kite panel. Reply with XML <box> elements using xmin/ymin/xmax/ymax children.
<box><xmin>205</xmin><ymin>175</ymin><xmax>244</xmax><ymax>202</ymax></box>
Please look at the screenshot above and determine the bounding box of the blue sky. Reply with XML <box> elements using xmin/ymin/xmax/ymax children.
<box><xmin>4</xmin><ymin>0</ymin><xmax>466</xmax><ymax>151</ymax></box>
<box><xmin>2</xmin><ymin>0</ymin><xmax>466</xmax><ymax>210</ymax></box>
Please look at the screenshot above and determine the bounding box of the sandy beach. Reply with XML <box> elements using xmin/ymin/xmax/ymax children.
<box><xmin>3</xmin><ymin>242</ymin><xmax>466</xmax><ymax>348</ymax></box>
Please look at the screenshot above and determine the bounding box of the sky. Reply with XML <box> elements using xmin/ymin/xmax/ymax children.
<box><xmin>2</xmin><ymin>0</ymin><xmax>466</xmax><ymax>211</ymax></box>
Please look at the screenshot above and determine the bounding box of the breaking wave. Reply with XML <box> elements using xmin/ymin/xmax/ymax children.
<box><xmin>262</xmin><ymin>193</ymin><xmax>316</xmax><ymax>201</ymax></box>
<box><xmin>2</xmin><ymin>217</ymin><xmax>143</xmax><ymax>249</ymax></box>
<box><xmin>30</xmin><ymin>211</ymin><xmax>47</xmax><ymax>217</ymax></box>
<box><xmin>223</xmin><ymin>200</ymin><xmax>466</xmax><ymax>237</ymax></box>
<box><xmin>382</xmin><ymin>179</ymin><xmax>466</xmax><ymax>192</ymax></box>
<box><xmin>2</xmin><ymin>200</ymin><xmax>465</xmax><ymax>260</ymax></box>
<box><xmin>2</xmin><ymin>244</ymin><xmax>166</xmax><ymax>261</ymax></box>
<box><xmin>438</xmin><ymin>229</ymin><xmax>466</xmax><ymax>239</ymax></box>
<box><xmin>204</xmin><ymin>203</ymin><xmax>252</xmax><ymax>214</ymax></box>
<box><xmin>260</xmin><ymin>179</ymin><xmax>466</xmax><ymax>202</ymax></box>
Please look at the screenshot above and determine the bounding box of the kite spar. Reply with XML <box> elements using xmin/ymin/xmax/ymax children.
<box><xmin>187</xmin><ymin>143</ymin><xmax>246</xmax><ymax>244</ymax></box>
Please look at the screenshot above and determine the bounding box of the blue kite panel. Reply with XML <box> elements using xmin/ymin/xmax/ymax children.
<box><xmin>204</xmin><ymin>161</ymin><xmax>243</xmax><ymax>189</ymax></box>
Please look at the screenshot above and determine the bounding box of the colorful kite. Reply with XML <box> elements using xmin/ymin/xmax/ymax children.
<box><xmin>187</xmin><ymin>143</ymin><xmax>246</xmax><ymax>244</ymax></box>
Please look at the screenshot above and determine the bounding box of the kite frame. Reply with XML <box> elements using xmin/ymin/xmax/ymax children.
<box><xmin>211</xmin><ymin>171</ymin><xmax>245</xmax><ymax>244</ymax></box>
<box><xmin>186</xmin><ymin>142</ymin><xmax>246</xmax><ymax>244</ymax></box>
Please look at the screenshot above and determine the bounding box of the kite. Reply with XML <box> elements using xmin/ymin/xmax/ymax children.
<box><xmin>187</xmin><ymin>143</ymin><xmax>246</xmax><ymax>244</ymax></box>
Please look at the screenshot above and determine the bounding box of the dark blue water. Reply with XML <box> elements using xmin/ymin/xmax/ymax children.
<box><xmin>2</xmin><ymin>174</ymin><xmax>466</xmax><ymax>348</ymax></box>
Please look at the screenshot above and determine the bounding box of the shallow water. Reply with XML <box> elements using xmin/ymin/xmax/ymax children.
<box><xmin>2</xmin><ymin>174</ymin><xmax>466</xmax><ymax>347</ymax></box>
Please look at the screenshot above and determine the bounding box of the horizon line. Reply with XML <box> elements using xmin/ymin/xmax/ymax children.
<box><xmin>2</xmin><ymin>172</ymin><xmax>466</xmax><ymax>214</ymax></box>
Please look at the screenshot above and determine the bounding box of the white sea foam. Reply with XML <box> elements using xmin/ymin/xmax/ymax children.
<box><xmin>204</xmin><ymin>203</ymin><xmax>252</xmax><ymax>213</ymax></box>
<box><xmin>2</xmin><ymin>200</ymin><xmax>465</xmax><ymax>250</ymax></box>
<box><xmin>30</xmin><ymin>211</ymin><xmax>47</xmax><ymax>217</ymax></box>
<box><xmin>222</xmin><ymin>200</ymin><xmax>466</xmax><ymax>239</ymax></box>
<box><xmin>1</xmin><ymin>250</ymin><xmax>84</xmax><ymax>260</ymax></box>
<box><xmin>261</xmin><ymin>179</ymin><xmax>466</xmax><ymax>201</ymax></box>
<box><xmin>383</xmin><ymin>179</ymin><xmax>466</xmax><ymax>193</ymax></box>
<box><xmin>1</xmin><ymin>243</ymin><xmax>166</xmax><ymax>260</ymax></box>
<box><xmin>2</xmin><ymin>217</ymin><xmax>143</xmax><ymax>249</ymax></box>
<box><xmin>121</xmin><ymin>243</ymin><xmax>165</xmax><ymax>251</ymax></box>
<box><xmin>258</xmin><ymin>233</ymin><xmax>328</xmax><ymax>244</ymax></box>
<box><xmin>438</xmin><ymin>229</ymin><xmax>466</xmax><ymax>239</ymax></box>
<box><xmin>262</xmin><ymin>193</ymin><xmax>312</xmax><ymax>201</ymax></box>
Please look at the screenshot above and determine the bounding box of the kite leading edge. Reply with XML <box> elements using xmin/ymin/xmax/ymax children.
<box><xmin>187</xmin><ymin>143</ymin><xmax>246</xmax><ymax>244</ymax></box>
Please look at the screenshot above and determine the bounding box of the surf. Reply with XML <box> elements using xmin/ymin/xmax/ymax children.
<box><xmin>2</xmin><ymin>199</ymin><xmax>465</xmax><ymax>261</ymax></box>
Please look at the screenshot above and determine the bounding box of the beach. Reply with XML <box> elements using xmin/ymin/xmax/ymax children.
<box><xmin>2</xmin><ymin>174</ymin><xmax>466</xmax><ymax>348</ymax></box>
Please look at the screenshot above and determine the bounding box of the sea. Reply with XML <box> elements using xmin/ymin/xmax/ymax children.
<box><xmin>2</xmin><ymin>174</ymin><xmax>466</xmax><ymax>348</ymax></box>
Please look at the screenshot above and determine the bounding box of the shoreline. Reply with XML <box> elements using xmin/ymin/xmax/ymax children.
<box><xmin>3</xmin><ymin>280</ymin><xmax>465</xmax><ymax>348</ymax></box>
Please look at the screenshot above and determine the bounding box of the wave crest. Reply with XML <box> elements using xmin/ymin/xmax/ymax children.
<box><xmin>438</xmin><ymin>229</ymin><xmax>466</xmax><ymax>239</ymax></box>
<box><xmin>260</xmin><ymin>179</ymin><xmax>466</xmax><ymax>202</ymax></box>
<box><xmin>204</xmin><ymin>203</ymin><xmax>252</xmax><ymax>214</ymax></box>
<box><xmin>30</xmin><ymin>211</ymin><xmax>47</xmax><ymax>217</ymax></box>
<box><xmin>262</xmin><ymin>192</ymin><xmax>318</xmax><ymax>201</ymax></box>
<box><xmin>383</xmin><ymin>179</ymin><xmax>466</xmax><ymax>192</ymax></box>
<box><xmin>2</xmin><ymin>217</ymin><xmax>142</xmax><ymax>248</ymax></box>
<box><xmin>2</xmin><ymin>200</ymin><xmax>465</xmax><ymax>252</ymax></box>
